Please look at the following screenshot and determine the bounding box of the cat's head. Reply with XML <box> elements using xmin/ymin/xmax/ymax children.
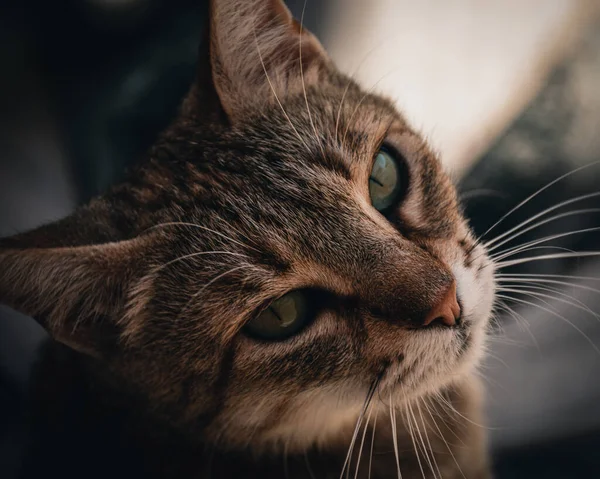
<box><xmin>0</xmin><ymin>0</ymin><xmax>494</xmax><ymax>453</ymax></box>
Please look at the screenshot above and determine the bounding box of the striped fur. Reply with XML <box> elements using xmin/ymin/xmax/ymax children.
<box><xmin>0</xmin><ymin>0</ymin><xmax>494</xmax><ymax>477</ymax></box>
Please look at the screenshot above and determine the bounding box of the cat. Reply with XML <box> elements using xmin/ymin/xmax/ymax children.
<box><xmin>0</xmin><ymin>0</ymin><xmax>496</xmax><ymax>477</ymax></box>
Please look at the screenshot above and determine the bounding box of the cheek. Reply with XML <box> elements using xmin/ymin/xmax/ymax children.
<box><xmin>233</xmin><ymin>346</ymin><xmax>352</xmax><ymax>389</ymax></box>
<box><xmin>232</xmin><ymin>310</ymin><xmax>368</xmax><ymax>386</ymax></box>
<box><xmin>213</xmin><ymin>326</ymin><xmax>374</xmax><ymax>450</ymax></box>
<box><xmin>211</xmin><ymin>375</ymin><xmax>369</xmax><ymax>452</ymax></box>
<box><xmin>256</xmin><ymin>382</ymin><xmax>367</xmax><ymax>451</ymax></box>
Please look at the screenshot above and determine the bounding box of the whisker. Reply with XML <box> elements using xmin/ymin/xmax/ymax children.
<box><xmin>334</xmin><ymin>37</ymin><xmax>394</xmax><ymax>142</ymax></box>
<box><xmin>497</xmin><ymin>277</ymin><xmax>600</xmax><ymax>306</ymax></box>
<box><xmin>423</xmin><ymin>398</ymin><xmax>467</xmax><ymax>479</ymax></box>
<box><xmin>494</xmin><ymin>302</ymin><xmax>541</xmax><ymax>353</ymax></box>
<box><xmin>496</xmin><ymin>291</ymin><xmax>561</xmax><ymax>314</ymax></box>
<box><xmin>408</xmin><ymin>400</ymin><xmax>438</xmax><ymax>479</ymax></box>
<box><xmin>496</xmin><ymin>286</ymin><xmax>600</xmax><ymax>322</ymax></box>
<box><xmin>146</xmin><ymin>221</ymin><xmax>260</xmax><ymax>253</ymax></box>
<box><xmin>335</xmin><ymin>82</ymin><xmax>353</xmax><ymax>145</ymax></box>
<box><xmin>496</xmin><ymin>251</ymin><xmax>600</xmax><ymax>268</ymax></box>
<box><xmin>213</xmin><ymin>214</ymin><xmax>264</xmax><ymax>248</ymax></box>
<box><xmin>495</xmin><ymin>293</ymin><xmax>600</xmax><ymax>354</ymax></box>
<box><xmin>340</xmin><ymin>380</ymin><xmax>378</xmax><ymax>479</ymax></box>
<box><xmin>483</xmin><ymin>192</ymin><xmax>600</xmax><ymax>250</ymax></box>
<box><xmin>389</xmin><ymin>395</ymin><xmax>404</xmax><ymax>479</ymax></box>
<box><xmin>402</xmin><ymin>400</ymin><xmax>426</xmax><ymax>479</ymax></box>
<box><xmin>252</xmin><ymin>21</ymin><xmax>312</xmax><ymax>155</ymax></box>
<box><xmin>180</xmin><ymin>264</ymin><xmax>253</xmax><ymax>315</ymax></box>
<box><xmin>368</xmin><ymin>410</ymin><xmax>378</xmax><ymax>479</ymax></box>
<box><xmin>416</xmin><ymin>401</ymin><xmax>442</xmax><ymax>479</ymax></box>
<box><xmin>353</xmin><ymin>400</ymin><xmax>375</xmax><ymax>479</ymax></box>
<box><xmin>432</xmin><ymin>392</ymin><xmax>494</xmax><ymax>430</ymax></box>
<box><xmin>492</xmin><ymin>245</ymin><xmax>575</xmax><ymax>262</ymax></box>
<box><xmin>488</xmin><ymin>207</ymin><xmax>600</xmax><ymax>257</ymax></box>
<box><xmin>427</xmin><ymin>394</ymin><xmax>468</xmax><ymax>446</ymax></box>
<box><xmin>476</xmin><ymin>161</ymin><xmax>600</xmax><ymax>244</ymax></box>
<box><xmin>496</xmin><ymin>272</ymin><xmax>600</xmax><ymax>282</ymax></box>
<box><xmin>472</xmin><ymin>365</ymin><xmax>508</xmax><ymax>391</ymax></box>
<box><xmin>341</xmin><ymin>65</ymin><xmax>405</xmax><ymax>150</ymax></box>
<box><xmin>298</xmin><ymin>1</ymin><xmax>327</xmax><ymax>162</ymax></box>
<box><xmin>490</xmin><ymin>224</ymin><xmax>600</xmax><ymax>261</ymax></box>
<box><xmin>152</xmin><ymin>250</ymin><xmax>249</xmax><ymax>273</ymax></box>
<box><xmin>304</xmin><ymin>452</ymin><xmax>317</xmax><ymax>479</ymax></box>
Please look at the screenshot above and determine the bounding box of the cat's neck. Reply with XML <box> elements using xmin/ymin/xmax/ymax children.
<box><xmin>20</xmin><ymin>341</ymin><xmax>350</xmax><ymax>479</ymax></box>
<box><xmin>21</xmin><ymin>341</ymin><xmax>482</xmax><ymax>479</ymax></box>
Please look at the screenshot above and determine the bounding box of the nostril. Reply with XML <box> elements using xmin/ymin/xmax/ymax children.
<box><xmin>423</xmin><ymin>281</ymin><xmax>461</xmax><ymax>327</ymax></box>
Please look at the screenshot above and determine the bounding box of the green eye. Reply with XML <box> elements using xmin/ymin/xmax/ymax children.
<box><xmin>245</xmin><ymin>291</ymin><xmax>311</xmax><ymax>340</ymax></box>
<box><xmin>369</xmin><ymin>148</ymin><xmax>404</xmax><ymax>212</ymax></box>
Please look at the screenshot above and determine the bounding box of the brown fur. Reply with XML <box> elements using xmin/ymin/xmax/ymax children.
<box><xmin>0</xmin><ymin>0</ymin><xmax>495</xmax><ymax>477</ymax></box>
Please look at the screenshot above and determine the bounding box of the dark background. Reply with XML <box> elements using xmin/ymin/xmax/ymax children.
<box><xmin>1</xmin><ymin>0</ymin><xmax>600</xmax><ymax>477</ymax></box>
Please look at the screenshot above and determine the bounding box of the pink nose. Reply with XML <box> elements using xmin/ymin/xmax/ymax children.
<box><xmin>423</xmin><ymin>281</ymin><xmax>461</xmax><ymax>327</ymax></box>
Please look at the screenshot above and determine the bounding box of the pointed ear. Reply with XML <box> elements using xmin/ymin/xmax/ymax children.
<box><xmin>0</xmin><ymin>220</ymin><xmax>149</xmax><ymax>357</ymax></box>
<box><xmin>202</xmin><ymin>0</ymin><xmax>330</xmax><ymax>121</ymax></box>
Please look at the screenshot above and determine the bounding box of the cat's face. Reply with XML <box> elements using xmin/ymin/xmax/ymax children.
<box><xmin>0</xmin><ymin>0</ymin><xmax>495</xmax><ymax>454</ymax></box>
<box><xmin>133</xmin><ymin>92</ymin><xmax>495</xmax><ymax>451</ymax></box>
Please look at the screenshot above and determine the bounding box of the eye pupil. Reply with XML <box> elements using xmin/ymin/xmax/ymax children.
<box><xmin>245</xmin><ymin>290</ymin><xmax>311</xmax><ymax>340</ymax></box>
<box><xmin>369</xmin><ymin>176</ymin><xmax>384</xmax><ymax>187</ymax></box>
<box><xmin>369</xmin><ymin>147</ymin><xmax>403</xmax><ymax>212</ymax></box>
<box><xmin>269</xmin><ymin>295</ymin><xmax>298</xmax><ymax>328</ymax></box>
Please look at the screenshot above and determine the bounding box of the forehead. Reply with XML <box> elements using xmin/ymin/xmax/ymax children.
<box><xmin>219</xmin><ymin>87</ymin><xmax>399</xmax><ymax>186</ymax></box>
<box><xmin>220</xmin><ymin>87</ymin><xmax>460</xmax><ymax>235</ymax></box>
<box><xmin>157</xmin><ymin>82</ymin><xmax>461</xmax><ymax>259</ymax></box>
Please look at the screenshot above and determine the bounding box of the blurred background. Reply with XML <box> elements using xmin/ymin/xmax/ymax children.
<box><xmin>1</xmin><ymin>0</ymin><xmax>600</xmax><ymax>477</ymax></box>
